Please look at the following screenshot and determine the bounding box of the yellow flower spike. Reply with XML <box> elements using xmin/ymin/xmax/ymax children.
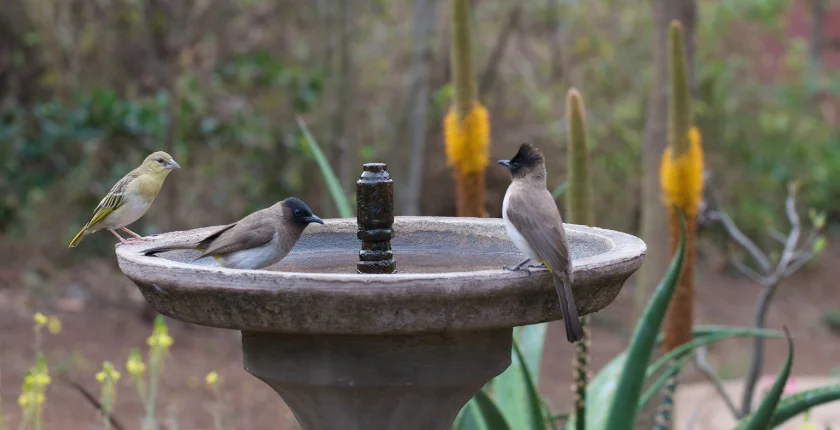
<box><xmin>205</xmin><ymin>371</ymin><xmax>219</xmax><ymax>387</ymax></box>
<box><xmin>443</xmin><ymin>102</ymin><xmax>490</xmax><ymax>175</ymax></box>
<box><xmin>659</xmin><ymin>126</ymin><xmax>705</xmax><ymax>216</ymax></box>
<box><xmin>96</xmin><ymin>371</ymin><xmax>106</xmax><ymax>383</ymax></box>
<box><xmin>47</xmin><ymin>317</ymin><xmax>62</xmax><ymax>335</ymax></box>
<box><xmin>32</xmin><ymin>374</ymin><xmax>51</xmax><ymax>387</ymax></box>
<box><xmin>17</xmin><ymin>394</ymin><xmax>28</xmax><ymax>407</ymax></box>
<box><xmin>126</xmin><ymin>356</ymin><xmax>147</xmax><ymax>376</ymax></box>
<box><xmin>33</xmin><ymin>313</ymin><xmax>48</xmax><ymax>328</ymax></box>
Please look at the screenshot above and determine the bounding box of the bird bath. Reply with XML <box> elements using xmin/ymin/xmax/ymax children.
<box><xmin>115</xmin><ymin>164</ymin><xmax>645</xmax><ymax>430</ymax></box>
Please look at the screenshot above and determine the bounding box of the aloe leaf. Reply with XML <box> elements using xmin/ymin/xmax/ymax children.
<box><xmin>513</xmin><ymin>340</ymin><xmax>551</xmax><ymax>430</ymax></box>
<box><xmin>472</xmin><ymin>390</ymin><xmax>514</xmax><ymax>430</ymax></box>
<box><xmin>639</xmin><ymin>353</ymin><xmax>693</xmax><ymax>411</ymax></box>
<box><xmin>736</xmin><ymin>328</ymin><xmax>794</xmax><ymax>430</ymax></box>
<box><xmin>453</xmin><ymin>398</ymin><xmax>487</xmax><ymax>430</ymax></box>
<box><xmin>295</xmin><ymin>116</ymin><xmax>354</xmax><ymax>218</ymax></box>
<box><xmin>766</xmin><ymin>384</ymin><xmax>840</xmax><ymax>428</ymax></box>
<box><xmin>603</xmin><ymin>207</ymin><xmax>687</xmax><ymax>430</ymax></box>
<box><xmin>646</xmin><ymin>328</ymin><xmax>783</xmax><ymax>379</ymax></box>
<box><xmin>491</xmin><ymin>325</ymin><xmax>548</xmax><ymax>429</ymax></box>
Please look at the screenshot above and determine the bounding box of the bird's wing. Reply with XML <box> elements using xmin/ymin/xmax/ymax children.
<box><xmin>86</xmin><ymin>171</ymin><xmax>138</xmax><ymax>228</ymax></box>
<box><xmin>198</xmin><ymin>211</ymin><xmax>277</xmax><ymax>258</ymax></box>
<box><xmin>505</xmin><ymin>189</ymin><xmax>570</xmax><ymax>273</ymax></box>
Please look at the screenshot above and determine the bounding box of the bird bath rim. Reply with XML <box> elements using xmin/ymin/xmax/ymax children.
<box><xmin>116</xmin><ymin>216</ymin><xmax>645</xmax><ymax>334</ymax></box>
<box><xmin>117</xmin><ymin>216</ymin><xmax>644</xmax><ymax>280</ymax></box>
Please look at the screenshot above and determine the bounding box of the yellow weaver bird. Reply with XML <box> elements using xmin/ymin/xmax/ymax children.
<box><xmin>68</xmin><ymin>151</ymin><xmax>181</xmax><ymax>248</ymax></box>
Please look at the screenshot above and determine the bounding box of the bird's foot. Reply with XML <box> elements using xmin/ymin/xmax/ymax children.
<box><xmin>504</xmin><ymin>258</ymin><xmax>535</xmax><ymax>276</ymax></box>
<box><xmin>503</xmin><ymin>258</ymin><xmax>532</xmax><ymax>272</ymax></box>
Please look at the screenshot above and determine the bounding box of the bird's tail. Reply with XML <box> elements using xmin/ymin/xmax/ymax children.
<box><xmin>553</xmin><ymin>269</ymin><xmax>584</xmax><ymax>343</ymax></box>
<box><xmin>143</xmin><ymin>243</ymin><xmax>202</xmax><ymax>256</ymax></box>
<box><xmin>68</xmin><ymin>225</ymin><xmax>89</xmax><ymax>248</ymax></box>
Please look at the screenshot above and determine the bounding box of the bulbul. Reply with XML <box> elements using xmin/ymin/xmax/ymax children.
<box><xmin>143</xmin><ymin>197</ymin><xmax>324</xmax><ymax>270</ymax></box>
<box><xmin>498</xmin><ymin>143</ymin><xmax>584</xmax><ymax>343</ymax></box>
<box><xmin>69</xmin><ymin>151</ymin><xmax>181</xmax><ymax>248</ymax></box>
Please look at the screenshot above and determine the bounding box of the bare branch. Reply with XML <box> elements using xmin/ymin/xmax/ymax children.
<box><xmin>767</xmin><ymin>228</ymin><xmax>787</xmax><ymax>244</ymax></box>
<box><xmin>731</xmin><ymin>259</ymin><xmax>769</xmax><ymax>286</ymax></box>
<box><xmin>717</xmin><ymin>211</ymin><xmax>772</xmax><ymax>273</ymax></box>
<box><xmin>694</xmin><ymin>346</ymin><xmax>741</xmax><ymax>419</ymax></box>
<box><xmin>782</xmin><ymin>252</ymin><xmax>814</xmax><ymax>278</ymax></box>
<box><xmin>775</xmin><ymin>183</ymin><xmax>802</xmax><ymax>275</ymax></box>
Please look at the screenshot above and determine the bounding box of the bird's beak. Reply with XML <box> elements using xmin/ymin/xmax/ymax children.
<box><xmin>497</xmin><ymin>160</ymin><xmax>511</xmax><ymax>168</ymax></box>
<box><xmin>305</xmin><ymin>215</ymin><xmax>325</xmax><ymax>225</ymax></box>
<box><xmin>165</xmin><ymin>159</ymin><xmax>181</xmax><ymax>169</ymax></box>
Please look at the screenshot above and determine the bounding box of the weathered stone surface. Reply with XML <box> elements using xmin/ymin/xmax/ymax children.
<box><xmin>116</xmin><ymin>217</ymin><xmax>645</xmax><ymax>335</ymax></box>
<box><xmin>115</xmin><ymin>216</ymin><xmax>646</xmax><ymax>430</ymax></box>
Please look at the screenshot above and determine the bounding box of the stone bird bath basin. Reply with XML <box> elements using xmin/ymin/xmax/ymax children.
<box><xmin>115</xmin><ymin>164</ymin><xmax>646</xmax><ymax>430</ymax></box>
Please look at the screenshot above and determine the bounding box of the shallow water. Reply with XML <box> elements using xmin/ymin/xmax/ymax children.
<box><xmin>148</xmin><ymin>227</ymin><xmax>612</xmax><ymax>274</ymax></box>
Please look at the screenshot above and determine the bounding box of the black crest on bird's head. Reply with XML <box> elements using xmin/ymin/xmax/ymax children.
<box><xmin>498</xmin><ymin>143</ymin><xmax>545</xmax><ymax>178</ymax></box>
<box><xmin>281</xmin><ymin>197</ymin><xmax>325</xmax><ymax>226</ymax></box>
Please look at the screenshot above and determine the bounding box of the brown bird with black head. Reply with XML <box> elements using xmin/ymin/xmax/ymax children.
<box><xmin>143</xmin><ymin>197</ymin><xmax>324</xmax><ymax>270</ymax></box>
<box><xmin>498</xmin><ymin>143</ymin><xmax>584</xmax><ymax>343</ymax></box>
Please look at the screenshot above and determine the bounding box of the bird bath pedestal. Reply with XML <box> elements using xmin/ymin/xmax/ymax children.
<box><xmin>115</xmin><ymin>164</ymin><xmax>646</xmax><ymax>430</ymax></box>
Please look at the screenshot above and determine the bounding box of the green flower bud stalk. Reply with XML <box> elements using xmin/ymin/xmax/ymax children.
<box><xmin>566</xmin><ymin>88</ymin><xmax>594</xmax><ymax>430</ymax></box>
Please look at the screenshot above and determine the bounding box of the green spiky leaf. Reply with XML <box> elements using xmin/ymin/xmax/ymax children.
<box><xmin>736</xmin><ymin>328</ymin><xmax>794</xmax><ymax>430</ymax></box>
<box><xmin>603</xmin><ymin>207</ymin><xmax>687</xmax><ymax>430</ymax></box>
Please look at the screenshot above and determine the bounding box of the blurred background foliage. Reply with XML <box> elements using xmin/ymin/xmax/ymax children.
<box><xmin>0</xmin><ymin>0</ymin><xmax>838</xmax><ymax>262</ymax></box>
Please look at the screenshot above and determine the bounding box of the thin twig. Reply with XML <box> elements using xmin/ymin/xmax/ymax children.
<box><xmin>59</xmin><ymin>377</ymin><xmax>126</xmax><ymax>430</ymax></box>
<box><xmin>693</xmin><ymin>346</ymin><xmax>740</xmax><ymax>418</ymax></box>
<box><xmin>731</xmin><ymin>259</ymin><xmax>767</xmax><ymax>286</ymax></box>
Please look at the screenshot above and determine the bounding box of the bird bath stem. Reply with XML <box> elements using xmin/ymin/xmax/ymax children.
<box><xmin>116</xmin><ymin>163</ymin><xmax>646</xmax><ymax>430</ymax></box>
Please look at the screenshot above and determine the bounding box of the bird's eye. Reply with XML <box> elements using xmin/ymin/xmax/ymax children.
<box><xmin>156</xmin><ymin>158</ymin><xmax>164</xmax><ymax>164</ymax></box>
<box><xmin>294</xmin><ymin>209</ymin><xmax>303</xmax><ymax>217</ymax></box>
<box><xmin>511</xmin><ymin>162</ymin><xmax>520</xmax><ymax>169</ymax></box>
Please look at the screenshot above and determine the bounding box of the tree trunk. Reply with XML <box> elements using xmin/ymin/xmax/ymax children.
<box><xmin>403</xmin><ymin>0</ymin><xmax>440</xmax><ymax>216</ymax></box>
<box><xmin>635</xmin><ymin>0</ymin><xmax>696</xmax><ymax>318</ymax></box>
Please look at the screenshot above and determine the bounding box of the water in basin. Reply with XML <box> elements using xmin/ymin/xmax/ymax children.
<box><xmin>150</xmin><ymin>225</ymin><xmax>613</xmax><ymax>274</ymax></box>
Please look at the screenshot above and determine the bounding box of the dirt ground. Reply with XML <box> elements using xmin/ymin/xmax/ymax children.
<box><xmin>1</xmin><ymin>238</ymin><xmax>838</xmax><ymax>430</ymax></box>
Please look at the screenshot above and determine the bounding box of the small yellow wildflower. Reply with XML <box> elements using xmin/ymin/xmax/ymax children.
<box><xmin>17</xmin><ymin>394</ymin><xmax>28</xmax><ymax>407</ymax></box>
<box><xmin>96</xmin><ymin>362</ymin><xmax>121</xmax><ymax>383</ymax></box>
<box><xmin>147</xmin><ymin>332</ymin><xmax>174</xmax><ymax>349</ymax></box>
<box><xmin>33</xmin><ymin>313</ymin><xmax>48</xmax><ymax>328</ymax></box>
<box><xmin>32</xmin><ymin>373</ymin><xmax>51</xmax><ymax>387</ymax></box>
<box><xmin>126</xmin><ymin>357</ymin><xmax>146</xmax><ymax>376</ymax></box>
<box><xmin>205</xmin><ymin>371</ymin><xmax>219</xmax><ymax>387</ymax></box>
<box><xmin>47</xmin><ymin>317</ymin><xmax>62</xmax><ymax>335</ymax></box>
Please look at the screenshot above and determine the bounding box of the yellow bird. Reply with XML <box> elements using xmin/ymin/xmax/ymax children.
<box><xmin>68</xmin><ymin>151</ymin><xmax>181</xmax><ymax>248</ymax></box>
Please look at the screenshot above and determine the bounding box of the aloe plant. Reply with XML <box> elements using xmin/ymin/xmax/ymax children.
<box><xmin>452</xmin><ymin>210</ymin><xmax>840</xmax><ymax>429</ymax></box>
<box><xmin>295</xmin><ymin>115</ymin><xmax>354</xmax><ymax>218</ymax></box>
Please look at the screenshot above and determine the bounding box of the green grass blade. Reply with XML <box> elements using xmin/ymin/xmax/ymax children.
<box><xmin>295</xmin><ymin>116</ymin><xmax>354</xmax><ymax>218</ymax></box>
<box><xmin>603</xmin><ymin>207</ymin><xmax>687</xmax><ymax>430</ymax></box>
<box><xmin>638</xmin><ymin>353</ymin><xmax>693</xmax><ymax>411</ymax></box>
<box><xmin>737</xmin><ymin>328</ymin><xmax>794</xmax><ymax>430</ymax></box>
<box><xmin>646</xmin><ymin>328</ymin><xmax>784</xmax><ymax>379</ymax></box>
<box><xmin>472</xmin><ymin>390</ymin><xmax>514</xmax><ymax>430</ymax></box>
